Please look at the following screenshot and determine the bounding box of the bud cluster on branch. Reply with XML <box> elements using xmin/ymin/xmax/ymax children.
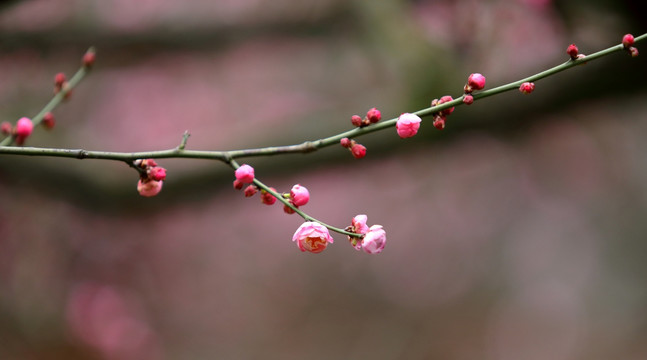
<box><xmin>0</xmin><ymin>34</ymin><xmax>643</xmax><ymax>254</ymax></box>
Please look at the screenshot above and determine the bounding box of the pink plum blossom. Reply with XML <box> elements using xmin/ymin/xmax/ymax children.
<box><xmin>234</xmin><ymin>164</ymin><xmax>255</xmax><ymax>183</ymax></box>
<box><xmin>260</xmin><ymin>188</ymin><xmax>277</xmax><ymax>205</ymax></box>
<box><xmin>137</xmin><ymin>179</ymin><xmax>163</xmax><ymax>197</ymax></box>
<box><xmin>290</xmin><ymin>184</ymin><xmax>310</xmax><ymax>207</ymax></box>
<box><xmin>467</xmin><ymin>73</ymin><xmax>486</xmax><ymax>90</ymax></box>
<box><xmin>351</xmin><ymin>143</ymin><xmax>366</xmax><ymax>158</ymax></box>
<box><xmin>395</xmin><ymin>113</ymin><xmax>422</xmax><ymax>138</ymax></box>
<box><xmin>622</xmin><ymin>34</ymin><xmax>635</xmax><ymax>48</ymax></box>
<box><xmin>361</xmin><ymin>225</ymin><xmax>386</xmax><ymax>254</ymax></box>
<box><xmin>292</xmin><ymin>221</ymin><xmax>334</xmax><ymax>254</ymax></box>
<box><xmin>148</xmin><ymin>166</ymin><xmax>166</xmax><ymax>181</ymax></box>
<box><xmin>352</xmin><ymin>214</ymin><xmax>369</xmax><ymax>235</ymax></box>
<box><xmin>366</xmin><ymin>107</ymin><xmax>381</xmax><ymax>123</ymax></box>
<box><xmin>15</xmin><ymin>117</ymin><xmax>33</xmax><ymax>138</ymax></box>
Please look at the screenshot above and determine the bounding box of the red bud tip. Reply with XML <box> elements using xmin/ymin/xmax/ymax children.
<box><xmin>519</xmin><ymin>82</ymin><xmax>535</xmax><ymax>94</ymax></box>
<box><xmin>351</xmin><ymin>144</ymin><xmax>366</xmax><ymax>159</ymax></box>
<box><xmin>566</xmin><ymin>44</ymin><xmax>579</xmax><ymax>59</ymax></box>
<box><xmin>366</xmin><ymin>107</ymin><xmax>381</xmax><ymax>123</ymax></box>
<box><xmin>622</xmin><ymin>34</ymin><xmax>635</xmax><ymax>48</ymax></box>
<box><xmin>82</xmin><ymin>50</ymin><xmax>96</xmax><ymax>68</ymax></box>
<box><xmin>42</xmin><ymin>112</ymin><xmax>56</xmax><ymax>129</ymax></box>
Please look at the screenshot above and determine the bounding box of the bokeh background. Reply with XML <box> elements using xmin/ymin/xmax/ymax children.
<box><xmin>0</xmin><ymin>0</ymin><xmax>646</xmax><ymax>359</ymax></box>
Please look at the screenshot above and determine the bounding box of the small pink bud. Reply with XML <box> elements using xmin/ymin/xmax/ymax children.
<box><xmin>234</xmin><ymin>164</ymin><xmax>255</xmax><ymax>183</ymax></box>
<box><xmin>292</xmin><ymin>221</ymin><xmax>334</xmax><ymax>254</ymax></box>
<box><xmin>467</xmin><ymin>73</ymin><xmax>486</xmax><ymax>91</ymax></box>
<box><xmin>233</xmin><ymin>179</ymin><xmax>244</xmax><ymax>190</ymax></box>
<box><xmin>290</xmin><ymin>184</ymin><xmax>310</xmax><ymax>207</ymax></box>
<box><xmin>566</xmin><ymin>44</ymin><xmax>579</xmax><ymax>59</ymax></box>
<box><xmin>54</xmin><ymin>72</ymin><xmax>66</xmax><ymax>88</ymax></box>
<box><xmin>629</xmin><ymin>47</ymin><xmax>639</xmax><ymax>57</ymax></box>
<box><xmin>340</xmin><ymin>137</ymin><xmax>351</xmax><ymax>148</ymax></box>
<box><xmin>15</xmin><ymin>117</ymin><xmax>33</xmax><ymax>138</ymax></box>
<box><xmin>244</xmin><ymin>185</ymin><xmax>258</xmax><ymax>197</ymax></box>
<box><xmin>42</xmin><ymin>112</ymin><xmax>55</xmax><ymax>129</ymax></box>
<box><xmin>283</xmin><ymin>204</ymin><xmax>296</xmax><ymax>214</ymax></box>
<box><xmin>260</xmin><ymin>188</ymin><xmax>277</xmax><ymax>205</ymax></box>
<box><xmin>622</xmin><ymin>34</ymin><xmax>635</xmax><ymax>48</ymax></box>
<box><xmin>82</xmin><ymin>50</ymin><xmax>96</xmax><ymax>68</ymax></box>
<box><xmin>361</xmin><ymin>225</ymin><xmax>386</xmax><ymax>254</ymax></box>
<box><xmin>462</xmin><ymin>94</ymin><xmax>474</xmax><ymax>105</ymax></box>
<box><xmin>519</xmin><ymin>82</ymin><xmax>535</xmax><ymax>94</ymax></box>
<box><xmin>433</xmin><ymin>116</ymin><xmax>446</xmax><ymax>130</ymax></box>
<box><xmin>350</xmin><ymin>143</ymin><xmax>366</xmax><ymax>159</ymax></box>
<box><xmin>351</xmin><ymin>115</ymin><xmax>363</xmax><ymax>127</ymax></box>
<box><xmin>137</xmin><ymin>179</ymin><xmax>163</xmax><ymax>197</ymax></box>
<box><xmin>395</xmin><ymin>113</ymin><xmax>422</xmax><ymax>138</ymax></box>
<box><xmin>366</xmin><ymin>107</ymin><xmax>381</xmax><ymax>123</ymax></box>
<box><xmin>1</xmin><ymin>121</ymin><xmax>12</xmax><ymax>135</ymax></box>
<box><xmin>149</xmin><ymin>166</ymin><xmax>167</xmax><ymax>181</ymax></box>
<box><xmin>437</xmin><ymin>95</ymin><xmax>455</xmax><ymax>116</ymax></box>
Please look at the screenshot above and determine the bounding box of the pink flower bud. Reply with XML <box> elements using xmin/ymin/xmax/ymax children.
<box><xmin>462</xmin><ymin>94</ymin><xmax>474</xmax><ymax>105</ymax></box>
<box><xmin>260</xmin><ymin>188</ymin><xmax>277</xmax><ymax>205</ymax></box>
<box><xmin>395</xmin><ymin>113</ymin><xmax>422</xmax><ymax>138</ymax></box>
<box><xmin>292</xmin><ymin>221</ymin><xmax>334</xmax><ymax>254</ymax></box>
<box><xmin>366</xmin><ymin>107</ymin><xmax>381</xmax><ymax>123</ymax></box>
<box><xmin>244</xmin><ymin>185</ymin><xmax>257</xmax><ymax>197</ymax></box>
<box><xmin>234</xmin><ymin>164</ymin><xmax>255</xmax><ymax>183</ymax></box>
<box><xmin>340</xmin><ymin>137</ymin><xmax>351</xmax><ymax>148</ymax></box>
<box><xmin>519</xmin><ymin>82</ymin><xmax>535</xmax><ymax>94</ymax></box>
<box><xmin>433</xmin><ymin>116</ymin><xmax>446</xmax><ymax>130</ymax></box>
<box><xmin>290</xmin><ymin>184</ymin><xmax>310</xmax><ymax>207</ymax></box>
<box><xmin>467</xmin><ymin>73</ymin><xmax>486</xmax><ymax>91</ymax></box>
<box><xmin>629</xmin><ymin>47</ymin><xmax>639</xmax><ymax>57</ymax></box>
<box><xmin>82</xmin><ymin>50</ymin><xmax>96</xmax><ymax>68</ymax></box>
<box><xmin>233</xmin><ymin>179</ymin><xmax>244</xmax><ymax>190</ymax></box>
<box><xmin>137</xmin><ymin>179</ymin><xmax>163</xmax><ymax>197</ymax></box>
<box><xmin>42</xmin><ymin>112</ymin><xmax>55</xmax><ymax>129</ymax></box>
<box><xmin>361</xmin><ymin>225</ymin><xmax>386</xmax><ymax>254</ymax></box>
<box><xmin>54</xmin><ymin>72</ymin><xmax>66</xmax><ymax>88</ymax></box>
<box><xmin>437</xmin><ymin>95</ymin><xmax>455</xmax><ymax>116</ymax></box>
<box><xmin>283</xmin><ymin>204</ymin><xmax>296</xmax><ymax>214</ymax></box>
<box><xmin>622</xmin><ymin>34</ymin><xmax>634</xmax><ymax>48</ymax></box>
<box><xmin>566</xmin><ymin>44</ymin><xmax>579</xmax><ymax>59</ymax></box>
<box><xmin>351</xmin><ymin>214</ymin><xmax>369</xmax><ymax>235</ymax></box>
<box><xmin>351</xmin><ymin>115</ymin><xmax>363</xmax><ymax>127</ymax></box>
<box><xmin>15</xmin><ymin>117</ymin><xmax>33</xmax><ymax>138</ymax></box>
<box><xmin>350</xmin><ymin>143</ymin><xmax>367</xmax><ymax>159</ymax></box>
<box><xmin>1</xmin><ymin>121</ymin><xmax>12</xmax><ymax>135</ymax></box>
<box><xmin>149</xmin><ymin>166</ymin><xmax>167</xmax><ymax>181</ymax></box>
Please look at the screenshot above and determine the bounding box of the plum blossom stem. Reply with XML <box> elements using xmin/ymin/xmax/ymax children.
<box><xmin>6</xmin><ymin>34</ymin><xmax>642</xmax><ymax>158</ymax></box>
<box><xmin>227</xmin><ymin>159</ymin><xmax>361</xmax><ymax>238</ymax></box>
<box><xmin>0</xmin><ymin>36</ymin><xmax>644</xmax><ymax>234</ymax></box>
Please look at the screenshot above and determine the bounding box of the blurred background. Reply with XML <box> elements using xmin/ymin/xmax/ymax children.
<box><xmin>0</xmin><ymin>0</ymin><xmax>646</xmax><ymax>359</ymax></box>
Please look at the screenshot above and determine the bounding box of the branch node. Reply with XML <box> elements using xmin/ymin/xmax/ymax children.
<box><xmin>76</xmin><ymin>150</ymin><xmax>89</xmax><ymax>159</ymax></box>
<box><xmin>178</xmin><ymin>130</ymin><xmax>190</xmax><ymax>150</ymax></box>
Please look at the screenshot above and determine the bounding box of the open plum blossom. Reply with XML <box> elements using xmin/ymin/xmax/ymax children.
<box><xmin>292</xmin><ymin>222</ymin><xmax>334</xmax><ymax>253</ymax></box>
<box><xmin>395</xmin><ymin>113</ymin><xmax>422</xmax><ymax>138</ymax></box>
<box><xmin>361</xmin><ymin>225</ymin><xmax>386</xmax><ymax>254</ymax></box>
<box><xmin>348</xmin><ymin>214</ymin><xmax>386</xmax><ymax>254</ymax></box>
